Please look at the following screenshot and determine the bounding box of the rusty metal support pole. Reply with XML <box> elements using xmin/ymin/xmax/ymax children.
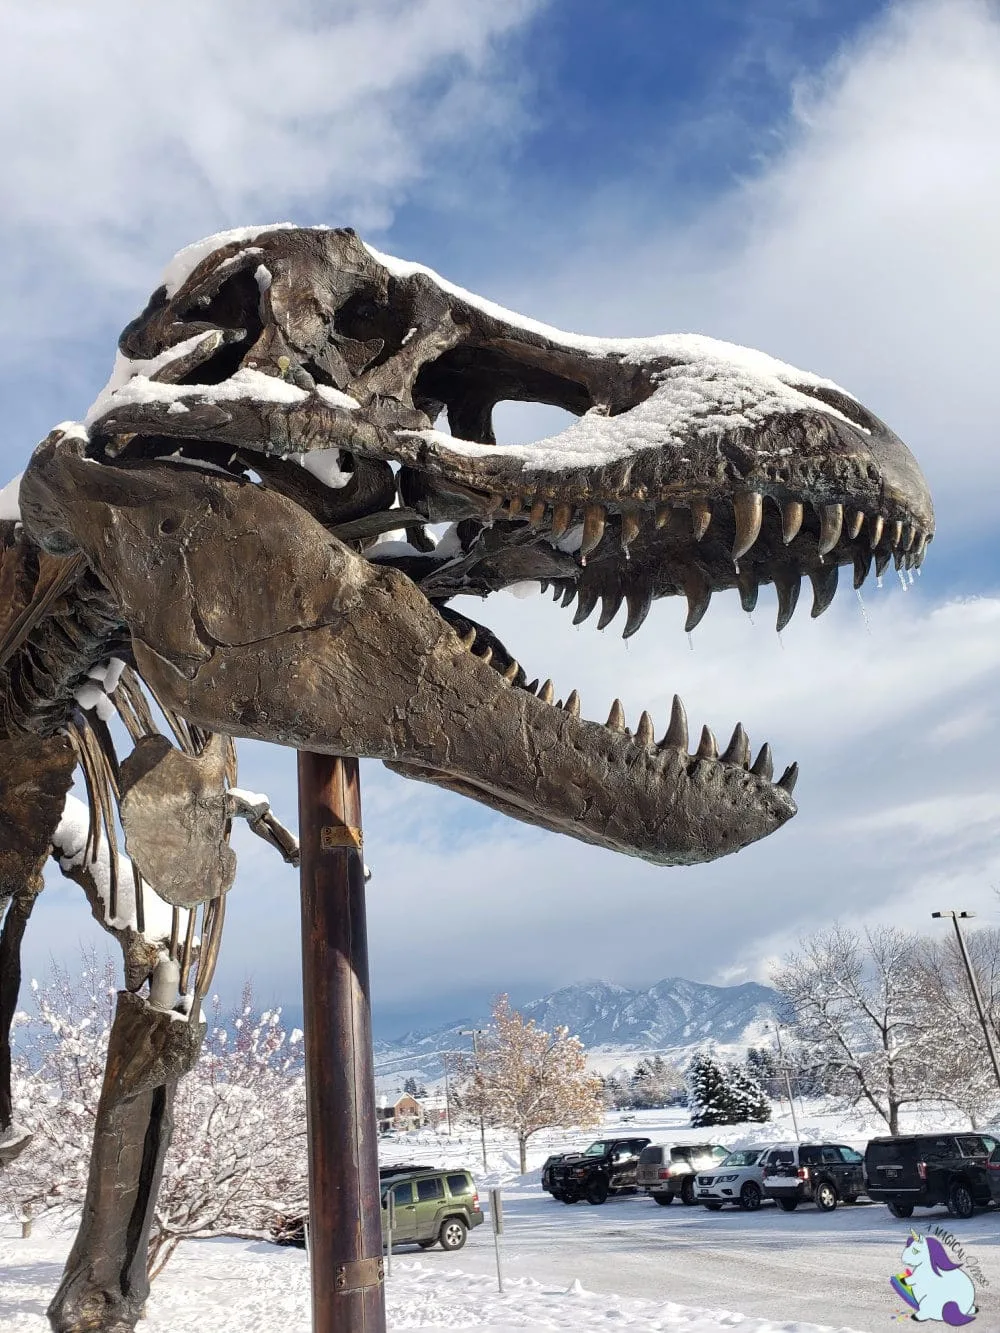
<box><xmin>298</xmin><ymin>752</ymin><xmax>385</xmax><ymax>1333</ymax></box>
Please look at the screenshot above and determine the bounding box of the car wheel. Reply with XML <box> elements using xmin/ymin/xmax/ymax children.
<box><xmin>777</xmin><ymin>1198</ymin><xmax>799</xmax><ymax>1212</ymax></box>
<box><xmin>586</xmin><ymin>1176</ymin><xmax>609</xmax><ymax>1205</ymax></box>
<box><xmin>739</xmin><ymin>1182</ymin><xmax>762</xmax><ymax>1211</ymax></box>
<box><xmin>439</xmin><ymin>1217</ymin><xmax>468</xmax><ymax>1251</ymax></box>
<box><xmin>417</xmin><ymin>1239</ymin><xmax>437</xmax><ymax>1249</ymax></box>
<box><xmin>550</xmin><ymin>1189</ymin><xmax>565</xmax><ymax>1202</ymax></box>
<box><xmin>948</xmin><ymin>1182</ymin><xmax>975</xmax><ymax>1220</ymax></box>
<box><xmin>680</xmin><ymin>1178</ymin><xmax>696</xmax><ymax>1206</ymax></box>
<box><xmin>887</xmin><ymin>1201</ymin><xmax>914</xmax><ymax>1218</ymax></box>
<box><xmin>653</xmin><ymin>1192</ymin><xmax>674</xmax><ymax>1206</ymax></box>
<box><xmin>815</xmin><ymin>1181</ymin><xmax>838</xmax><ymax>1212</ymax></box>
<box><xmin>704</xmin><ymin>1203</ymin><xmax>723</xmax><ymax>1211</ymax></box>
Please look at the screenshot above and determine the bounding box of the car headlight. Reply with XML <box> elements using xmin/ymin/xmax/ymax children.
<box><xmin>716</xmin><ymin>1174</ymin><xmax>738</xmax><ymax>1183</ymax></box>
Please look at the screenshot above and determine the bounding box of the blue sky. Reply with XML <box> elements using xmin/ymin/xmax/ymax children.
<box><xmin>5</xmin><ymin>0</ymin><xmax>1000</xmax><ymax>1037</ymax></box>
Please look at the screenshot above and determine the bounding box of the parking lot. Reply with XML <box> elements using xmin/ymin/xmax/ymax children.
<box><xmin>419</xmin><ymin>1181</ymin><xmax>1000</xmax><ymax>1331</ymax></box>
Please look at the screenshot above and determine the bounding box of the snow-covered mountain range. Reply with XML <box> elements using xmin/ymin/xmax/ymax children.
<box><xmin>372</xmin><ymin>978</ymin><xmax>788</xmax><ymax>1090</ymax></box>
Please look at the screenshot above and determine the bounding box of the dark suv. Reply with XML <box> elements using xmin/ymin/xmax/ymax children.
<box><xmin>637</xmin><ymin>1143</ymin><xmax>729</xmax><ymax>1205</ymax></box>
<box><xmin>543</xmin><ymin>1137</ymin><xmax>651</xmax><ymax>1205</ymax></box>
<box><xmin>760</xmin><ymin>1142</ymin><xmax>865</xmax><ymax>1211</ymax></box>
<box><xmin>865</xmin><ymin>1133</ymin><xmax>1000</xmax><ymax>1219</ymax></box>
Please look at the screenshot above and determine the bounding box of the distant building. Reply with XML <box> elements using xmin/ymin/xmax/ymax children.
<box><xmin>376</xmin><ymin>1092</ymin><xmax>449</xmax><ymax>1133</ymax></box>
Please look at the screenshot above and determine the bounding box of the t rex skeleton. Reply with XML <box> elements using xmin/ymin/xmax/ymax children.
<box><xmin>0</xmin><ymin>225</ymin><xmax>933</xmax><ymax>1332</ymax></box>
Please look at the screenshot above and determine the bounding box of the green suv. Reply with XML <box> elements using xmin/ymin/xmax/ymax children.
<box><xmin>381</xmin><ymin>1166</ymin><xmax>485</xmax><ymax>1251</ymax></box>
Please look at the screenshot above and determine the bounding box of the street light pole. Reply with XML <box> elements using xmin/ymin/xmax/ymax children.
<box><xmin>931</xmin><ymin>910</ymin><xmax>1000</xmax><ymax>1096</ymax></box>
<box><xmin>461</xmin><ymin>1028</ymin><xmax>489</xmax><ymax>1171</ymax></box>
<box><xmin>767</xmin><ymin>1022</ymin><xmax>801</xmax><ymax>1145</ymax></box>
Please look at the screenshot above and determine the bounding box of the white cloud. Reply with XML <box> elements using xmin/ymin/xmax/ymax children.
<box><xmin>0</xmin><ymin>0</ymin><xmax>541</xmax><ymax>353</ymax></box>
<box><xmin>16</xmin><ymin>0</ymin><xmax>1000</xmax><ymax>1028</ymax></box>
<box><xmin>493</xmin><ymin>0</ymin><xmax>1000</xmax><ymax>535</ymax></box>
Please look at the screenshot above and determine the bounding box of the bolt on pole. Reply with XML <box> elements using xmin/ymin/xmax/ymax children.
<box><xmin>932</xmin><ymin>910</ymin><xmax>1000</xmax><ymax>1096</ymax></box>
<box><xmin>298</xmin><ymin>752</ymin><xmax>385</xmax><ymax>1333</ymax></box>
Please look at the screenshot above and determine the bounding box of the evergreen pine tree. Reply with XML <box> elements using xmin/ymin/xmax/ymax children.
<box><xmin>686</xmin><ymin>1049</ymin><xmax>736</xmax><ymax>1126</ymax></box>
<box><xmin>727</xmin><ymin>1060</ymin><xmax>772</xmax><ymax>1123</ymax></box>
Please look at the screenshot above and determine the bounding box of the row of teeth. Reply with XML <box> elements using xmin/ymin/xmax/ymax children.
<box><xmin>456</xmin><ymin>626</ymin><xmax>797</xmax><ymax>792</ymax></box>
<box><xmin>541</xmin><ymin>537</ymin><xmax>900</xmax><ymax>637</ymax></box>
<box><xmin>495</xmin><ymin>492</ymin><xmax>931</xmax><ymax>565</ymax></box>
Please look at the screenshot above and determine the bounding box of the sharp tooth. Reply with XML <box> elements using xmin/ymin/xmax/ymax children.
<box><xmin>732</xmin><ymin>492</ymin><xmax>763</xmax><ymax>560</ymax></box>
<box><xmin>459</xmin><ymin>628</ymin><xmax>476</xmax><ymax>649</ymax></box>
<box><xmin>606</xmin><ymin>699</ymin><xmax>626</xmax><ymax>731</ymax></box>
<box><xmin>478</xmin><ymin>646</ymin><xmax>493</xmax><ymax>666</ymax></box>
<box><xmin>690</xmin><ymin>499</ymin><xmax>712</xmax><ymax>541</ymax></box>
<box><xmin>868</xmin><ymin>514</ymin><xmax>884</xmax><ymax>548</ymax></box>
<box><xmin>550</xmin><ymin>582</ymin><xmax>562</xmax><ymax>601</ymax></box>
<box><xmin>597</xmin><ymin>590</ymin><xmax>624</xmax><ymax>630</ymax></box>
<box><xmin>721</xmin><ymin>723</ymin><xmax>750</xmax><ymax>767</ymax></box>
<box><xmin>621</xmin><ymin>512</ymin><xmax>642</xmax><ymax>550</ymax></box>
<box><xmin>750</xmin><ymin>743</ymin><xmax>774</xmax><ymax>781</ymax></box>
<box><xmin>682</xmin><ymin>570</ymin><xmax>712</xmax><ymax>632</ymax></box>
<box><xmin>847</xmin><ymin>509</ymin><xmax>865</xmax><ymax>540</ymax></box>
<box><xmin>782</xmin><ymin>500</ymin><xmax>804</xmax><ymax>544</ymax></box>
<box><xmin>503</xmin><ymin>660</ymin><xmax>520</xmax><ymax>682</ymax></box>
<box><xmin>874</xmin><ymin>548</ymin><xmax>893</xmax><ymax>576</ymax></box>
<box><xmin>893</xmin><ymin>550</ymin><xmax>905</xmax><ymax>571</ymax></box>
<box><xmin>580</xmin><ymin>505</ymin><xmax>607</xmax><ymax>557</ymax></box>
<box><xmin>809</xmin><ymin>564</ymin><xmax>839</xmax><ymax>619</ymax></box>
<box><xmin>737</xmin><ymin>568</ymin><xmax>759</xmax><ymax>614</ymax></box>
<box><xmin>696</xmin><ymin>725</ymin><xmax>718</xmax><ymax>760</ymax></box>
<box><xmin>902</xmin><ymin>524</ymin><xmax>916</xmax><ymax>552</ymax></box>
<box><xmin>818</xmin><ymin>503</ymin><xmax>843</xmax><ymax>557</ymax></box>
<box><xmin>508</xmin><ymin>496</ymin><xmax>524</xmax><ymax>518</ymax></box>
<box><xmin>853</xmin><ymin>550</ymin><xmax>872</xmax><ymax>589</ymax></box>
<box><xmin>564</xmin><ymin>689</ymin><xmax>581</xmax><ymax>717</ymax></box>
<box><xmin>662</xmin><ymin>694</ymin><xmax>689</xmax><ymax>749</ymax></box>
<box><xmin>539</xmin><ymin>679</ymin><xmax>555</xmax><ymax>704</ymax></box>
<box><xmin>623</xmin><ymin>587</ymin><xmax>653</xmax><ymax>639</ymax></box>
<box><xmin>540</xmin><ymin>580</ymin><xmax>550</xmax><ymax>594</ymax></box>
<box><xmin>888</xmin><ymin>519</ymin><xmax>903</xmax><ymax>548</ymax></box>
<box><xmin>774</xmin><ymin>569</ymin><xmax>801</xmax><ymax>632</ymax></box>
<box><xmin>635</xmin><ymin>710</ymin><xmax>655</xmax><ymax>746</ymax></box>
<box><xmin>560</xmin><ymin>583</ymin><xmax>576</xmax><ymax>607</ymax></box>
<box><xmin>655</xmin><ymin>505</ymin><xmax>672</xmax><ymax>530</ymax></box>
<box><xmin>524</xmin><ymin>678</ymin><xmax>539</xmax><ymax>694</ymax></box>
<box><xmin>551</xmin><ymin>503</ymin><xmax>574</xmax><ymax>540</ymax></box>
<box><xmin>572</xmin><ymin>587</ymin><xmax>599</xmax><ymax>624</ymax></box>
<box><xmin>777</xmin><ymin>762</ymin><xmax>799</xmax><ymax>794</ymax></box>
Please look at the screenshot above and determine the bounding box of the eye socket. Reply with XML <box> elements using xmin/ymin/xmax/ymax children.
<box><xmin>159</xmin><ymin>517</ymin><xmax>179</xmax><ymax>535</ymax></box>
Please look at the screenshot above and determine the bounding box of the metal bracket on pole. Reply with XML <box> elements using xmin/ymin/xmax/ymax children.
<box><xmin>335</xmin><ymin>1258</ymin><xmax>385</xmax><ymax>1293</ymax></box>
<box><xmin>320</xmin><ymin>823</ymin><xmax>364</xmax><ymax>850</ymax></box>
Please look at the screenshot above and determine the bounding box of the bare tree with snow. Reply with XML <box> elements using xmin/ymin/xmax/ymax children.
<box><xmin>772</xmin><ymin>924</ymin><xmax>928</xmax><ymax>1135</ymax></box>
<box><xmin>1</xmin><ymin>962</ymin><xmax>307</xmax><ymax>1278</ymax></box>
<box><xmin>454</xmin><ymin>994</ymin><xmax>602</xmax><ymax>1174</ymax></box>
<box><xmin>911</xmin><ymin>928</ymin><xmax>1000</xmax><ymax>1128</ymax></box>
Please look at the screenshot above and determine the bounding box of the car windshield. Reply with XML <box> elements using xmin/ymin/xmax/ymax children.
<box><xmin>583</xmin><ymin>1141</ymin><xmax>607</xmax><ymax>1156</ymax></box>
<box><xmin>719</xmin><ymin>1150</ymin><xmax>761</xmax><ymax>1167</ymax></box>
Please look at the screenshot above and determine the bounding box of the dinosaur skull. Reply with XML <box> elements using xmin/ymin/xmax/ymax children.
<box><xmin>19</xmin><ymin>226</ymin><xmax>935</xmax><ymax>866</ymax></box>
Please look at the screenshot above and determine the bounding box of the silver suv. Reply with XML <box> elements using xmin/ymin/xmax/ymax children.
<box><xmin>637</xmin><ymin>1143</ymin><xmax>729</xmax><ymax>1205</ymax></box>
<box><xmin>695</xmin><ymin>1146</ymin><xmax>770</xmax><ymax>1211</ymax></box>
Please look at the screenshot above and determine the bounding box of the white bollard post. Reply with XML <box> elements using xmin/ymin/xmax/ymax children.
<box><xmin>385</xmin><ymin>1192</ymin><xmax>394</xmax><ymax>1277</ymax></box>
<box><xmin>489</xmin><ymin>1187</ymin><xmax>504</xmax><ymax>1296</ymax></box>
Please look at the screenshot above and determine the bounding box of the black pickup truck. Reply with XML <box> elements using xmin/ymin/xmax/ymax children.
<box><xmin>542</xmin><ymin>1136</ymin><xmax>651</xmax><ymax>1205</ymax></box>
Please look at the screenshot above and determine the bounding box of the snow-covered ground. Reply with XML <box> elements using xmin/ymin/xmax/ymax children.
<box><xmin>3</xmin><ymin>1103</ymin><xmax>998</xmax><ymax>1332</ymax></box>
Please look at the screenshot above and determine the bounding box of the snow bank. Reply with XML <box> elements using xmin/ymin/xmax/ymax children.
<box><xmin>0</xmin><ymin>1222</ymin><xmax>865</xmax><ymax>1333</ymax></box>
